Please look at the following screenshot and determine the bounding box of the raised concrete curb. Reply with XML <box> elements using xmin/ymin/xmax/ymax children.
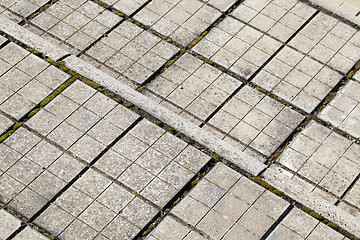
<box><xmin>63</xmin><ymin>55</ymin><xmax>267</xmax><ymax>176</ymax></box>
<box><xmin>0</xmin><ymin>15</ymin><xmax>69</xmax><ymax>61</ymax></box>
<box><xmin>263</xmin><ymin>166</ymin><xmax>360</xmax><ymax>237</ymax></box>
<box><xmin>304</xmin><ymin>0</ymin><xmax>360</xmax><ymax>27</ymax></box>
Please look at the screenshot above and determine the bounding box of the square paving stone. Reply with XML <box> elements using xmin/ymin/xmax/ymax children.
<box><xmin>278</xmin><ymin>120</ymin><xmax>360</xmax><ymax>198</ymax></box>
<box><xmin>30</xmin><ymin>0</ymin><xmax>122</xmax><ymax>52</ymax></box>
<box><xmin>147</xmin><ymin>53</ymin><xmax>242</xmax><ymax>121</ymax></box>
<box><xmin>133</xmin><ymin>0</ymin><xmax>222</xmax><ymax>46</ymax></box>
<box><xmin>345</xmin><ymin>182</ymin><xmax>360</xmax><ymax>209</ymax></box>
<box><xmin>102</xmin><ymin>0</ymin><xmax>148</xmax><ymax>16</ymax></box>
<box><xmin>78</xmin><ymin>200</ymin><xmax>117</xmax><ymax>231</ymax></box>
<box><xmin>171</xmin><ymin>162</ymin><xmax>289</xmax><ymax>239</ymax></box>
<box><xmin>0</xmin><ymin>208</ymin><xmax>22</xmax><ymax>239</ymax></box>
<box><xmin>85</xmin><ymin>20</ymin><xmax>179</xmax><ymax>84</ymax></box>
<box><xmin>73</xmin><ymin>168</ymin><xmax>112</xmax><ymax>198</ymax></box>
<box><xmin>193</xmin><ymin>16</ymin><xmax>282</xmax><ymax>79</ymax></box>
<box><xmin>27</xmin><ymin>80</ymin><xmax>139</xmax><ymax>163</ymax></box>
<box><xmin>101</xmin><ymin>215</ymin><xmax>140</xmax><ymax>239</ymax></box>
<box><xmin>319</xmin><ymin>80</ymin><xmax>360</xmax><ymax>138</ymax></box>
<box><xmin>47</xmin><ymin>153</ymin><xmax>85</xmax><ymax>182</ymax></box>
<box><xmin>0</xmin><ymin>173</ymin><xmax>26</xmax><ymax>204</ymax></box>
<box><xmin>0</xmin><ymin>143</ymin><xmax>22</xmax><ymax>174</ymax></box>
<box><xmin>0</xmin><ymin>43</ymin><xmax>70</xmax><ymax>121</ymax></box>
<box><xmin>2</xmin><ymin>0</ymin><xmax>48</xmax><ymax>18</ymax></box>
<box><xmin>289</xmin><ymin>12</ymin><xmax>360</xmax><ymax>73</ymax></box>
<box><xmin>0</xmin><ymin>113</ymin><xmax>14</xmax><ymax>136</ymax></box>
<box><xmin>94</xmin><ymin>120</ymin><xmax>211</xmax><ymax>208</ymax></box>
<box><xmin>306</xmin><ymin>222</ymin><xmax>347</xmax><ymax>240</ymax></box>
<box><xmin>231</xmin><ymin>0</ymin><xmax>316</xmax><ymax>42</ymax></box>
<box><xmin>252</xmin><ymin>46</ymin><xmax>343</xmax><ymax>113</ymax></box>
<box><xmin>60</xmin><ymin>219</ymin><xmax>98</xmax><ymax>240</ymax></box>
<box><xmin>8</xmin><ymin>187</ymin><xmax>48</xmax><ymax>218</ymax></box>
<box><xmin>206</xmin><ymin>85</ymin><xmax>304</xmax><ymax>157</ymax></box>
<box><xmin>150</xmin><ymin>216</ymin><xmax>191</xmax><ymax>239</ymax></box>
<box><xmin>55</xmin><ymin>186</ymin><xmax>94</xmax><ymax>217</ymax></box>
<box><xmin>276</xmin><ymin>208</ymin><xmax>318</xmax><ymax>238</ymax></box>
<box><xmin>34</xmin><ymin>203</ymin><xmax>75</xmax><ymax>237</ymax></box>
<box><xmin>0</xmin><ymin>35</ymin><xmax>7</xmax><ymax>45</ymax></box>
<box><xmin>13</xmin><ymin>226</ymin><xmax>50</xmax><ymax>240</ymax></box>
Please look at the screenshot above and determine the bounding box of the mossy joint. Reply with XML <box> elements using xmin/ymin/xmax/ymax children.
<box><xmin>251</xmin><ymin>176</ymin><xmax>286</xmax><ymax>198</ymax></box>
<box><xmin>0</xmin><ymin>122</ymin><xmax>24</xmax><ymax>143</ymax></box>
<box><xmin>300</xmin><ymin>206</ymin><xmax>359</xmax><ymax>240</ymax></box>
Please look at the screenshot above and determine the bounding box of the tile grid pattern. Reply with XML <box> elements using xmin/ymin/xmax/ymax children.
<box><xmin>0</xmin><ymin>0</ymin><xmax>358</xmax><ymax>240</ymax></box>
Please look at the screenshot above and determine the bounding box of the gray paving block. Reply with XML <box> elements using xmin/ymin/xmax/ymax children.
<box><xmin>231</xmin><ymin>0</ymin><xmax>316</xmax><ymax>41</ymax></box>
<box><xmin>8</xmin><ymin>187</ymin><xmax>48</xmax><ymax>218</ymax></box>
<box><xmin>28</xmin><ymin>1</ymin><xmax>122</xmax><ymax>53</ymax></box>
<box><xmin>0</xmin><ymin>208</ymin><xmax>22</xmax><ymax>239</ymax></box>
<box><xmin>207</xmin><ymin>85</ymin><xmax>304</xmax><ymax>157</ymax></box>
<box><xmin>0</xmin><ymin>113</ymin><xmax>13</xmax><ymax>135</ymax></box>
<box><xmin>290</xmin><ymin>12</ymin><xmax>359</xmax><ymax>73</ymax></box>
<box><xmin>150</xmin><ymin>216</ymin><xmax>190</xmax><ymax>240</ymax></box>
<box><xmin>34</xmin><ymin>204</ymin><xmax>74</xmax><ymax>237</ymax></box>
<box><xmin>13</xmin><ymin>226</ymin><xmax>50</xmax><ymax>240</ymax></box>
<box><xmin>278</xmin><ymin>120</ymin><xmax>359</xmax><ymax>197</ymax></box>
<box><xmin>78</xmin><ymin>201</ymin><xmax>117</xmax><ymax>231</ymax></box>
<box><xmin>253</xmin><ymin>46</ymin><xmax>343</xmax><ymax>113</ymax></box>
<box><xmin>168</xmin><ymin>162</ymin><xmax>292</xmax><ymax>239</ymax></box>
<box><xmin>147</xmin><ymin>53</ymin><xmax>241</xmax><ymax>122</ymax></box>
<box><xmin>193</xmin><ymin>16</ymin><xmax>282</xmax><ymax>79</ymax></box>
<box><xmin>134</xmin><ymin>0</ymin><xmax>221</xmax><ymax>46</ymax></box>
<box><xmin>73</xmin><ymin>168</ymin><xmax>112</xmax><ymax>198</ymax></box>
<box><xmin>0</xmin><ymin>15</ymin><xmax>69</xmax><ymax>60</ymax></box>
<box><xmin>319</xmin><ymin>80</ymin><xmax>360</xmax><ymax>138</ymax></box>
<box><xmin>85</xmin><ymin>20</ymin><xmax>179</xmax><ymax>85</ymax></box>
<box><xmin>0</xmin><ymin>173</ymin><xmax>25</xmax><ymax>204</ymax></box>
<box><xmin>263</xmin><ymin>166</ymin><xmax>360</xmax><ymax>237</ymax></box>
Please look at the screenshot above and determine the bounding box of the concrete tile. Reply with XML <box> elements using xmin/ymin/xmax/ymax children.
<box><xmin>47</xmin><ymin>153</ymin><xmax>84</xmax><ymax>182</ymax></box>
<box><xmin>197</xmin><ymin>209</ymin><xmax>234</xmax><ymax>239</ymax></box>
<box><xmin>120</xmin><ymin>197</ymin><xmax>158</xmax><ymax>228</ymax></box>
<box><xmin>33</xmin><ymin>203</ymin><xmax>73</xmax><ymax>235</ymax></box>
<box><xmin>8</xmin><ymin>188</ymin><xmax>47</xmax><ymax>218</ymax></box>
<box><xmin>97</xmin><ymin>183</ymin><xmax>134</xmax><ymax>213</ymax></box>
<box><xmin>61</xmin><ymin>219</ymin><xmax>98</xmax><ymax>240</ymax></box>
<box><xmin>151</xmin><ymin>216</ymin><xmax>190</xmax><ymax>239</ymax></box>
<box><xmin>28</xmin><ymin>171</ymin><xmax>67</xmax><ymax>200</ymax></box>
<box><xmin>0</xmin><ymin>174</ymin><xmax>25</xmax><ymax>204</ymax></box>
<box><xmin>78</xmin><ymin>201</ymin><xmax>116</xmax><ymax>231</ymax></box>
<box><xmin>102</xmin><ymin>215</ymin><xmax>140</xmax><ymax>240</ymax></box>
<box><xmin>94</xmin><ymin>149</ymin><xmax>131</xmax><ymax>179</ymax></box>
<box><xmin>319</xmin><ymin>80</ymin><xmax>360</xmax><ymax>138</ymax></box>
<box><xmin>0</xmin><ymin>144</ymin><xmax>22</xmax><ymax>172</ymax></box>
<box><xmin>56</xmin><ymin>186</ymin><xmax>93</xmax><ymax>217</ymax></box>
<box><xmin>13</xmin><ymin>226</ymin><xmax>50</xmax><ymax>240</ymax></box>
<box><xmin>171</xmin><ymin>196</ymin><xmax>209</xmax><ymax>226</ymax></box>
<box><xmin>73</xmin><ymin>169</ymin><xmax>112</xmax><ymax>198</ymax></box>
<box><xmin>117</xmin><ymin>163</ymin><xmax>154</xmax><ymax>192</ymax></box>
<box><xmin>141</xmin><ymin>177</ymin><xmax>177</xmax><ymax>207</ymax></box>
<box><xmin>0</xmin><ymin>209</ymin><xmax>22</xmax><ymax>239</ymax></box>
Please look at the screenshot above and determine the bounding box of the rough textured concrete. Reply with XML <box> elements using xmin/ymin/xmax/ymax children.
<box><xmin>0</xmin><ymin>0</ymin><xmax>359</xmax><ymax>239</ymax></box>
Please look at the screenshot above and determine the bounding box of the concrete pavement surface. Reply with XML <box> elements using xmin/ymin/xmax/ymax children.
<box><xmin>0</xmin><ymin>0</ymin><xmax>360</xmax><ymax>239</ymax></box>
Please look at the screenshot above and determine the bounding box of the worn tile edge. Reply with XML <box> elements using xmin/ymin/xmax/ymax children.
<box><xmin>303</xmin><ymin>0</ymin><xmax>360</xmax><ymax>27</ymax></box>
<box><xmin>0</xmin><ymin>15</ymin><xmax>69</xmax><ymax>61</ymax></box>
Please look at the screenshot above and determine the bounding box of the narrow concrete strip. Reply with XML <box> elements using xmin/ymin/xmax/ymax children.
<box><xmin>263</xmin><ymin>166</ymin><xmax>360</xmax><ymax>238</ymax></box>
<box><xmin>0</xmin><ymin>15</ymin><xmax>69</xmax><ymax>61</ymax></box>
<box><xmin>304</xmin><ymin>0</ymin><xmax>360</xmax><ymax>26</ymax></box>
<box><xmin>63</xmin><ymin>56</ymin><xmax>266</xmax><ymax>176</ymax></box>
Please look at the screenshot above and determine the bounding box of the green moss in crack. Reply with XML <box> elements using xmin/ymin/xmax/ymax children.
<box><xmin>155</xmin><ymin>121</ymin><xmax>164</xmax><ymax>127</ymax></box>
